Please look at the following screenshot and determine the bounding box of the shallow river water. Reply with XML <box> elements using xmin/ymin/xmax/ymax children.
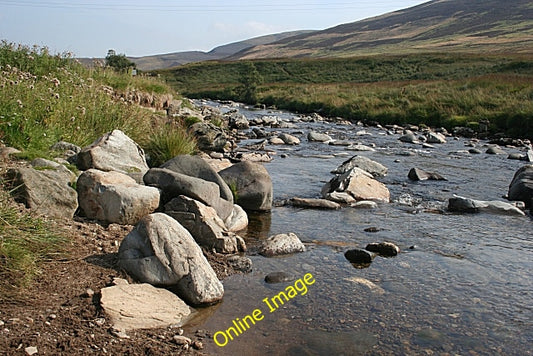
<box><xmin>185</xmin><ymin>101</ymin><xmax>532</xmax><ymax>355</ymax></box>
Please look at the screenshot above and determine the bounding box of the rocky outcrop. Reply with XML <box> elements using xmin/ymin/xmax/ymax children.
<box><xmin>448</xmin><ymin>195</ymin><xmax>525</xmax><ymax>215</ymax></box>
<box><xmin>77</xmin><ymin>169</ymin><xmax>160</xmax><ymax>225</ymax></box>
<box><xmin>77</xmin><ymin>129</ymin><xmax>149</xmax><ymax>176</ymax></box>
<box><xmin>100</xmin><ymin>282</ymin><xmax>194</xmax><ymax>331</ymax></box>
<box><xmin>6</xmin><ymin>161</ymin><xmax>78</xmax><ymax>219</ymax></box>
<box><xmin>322</xmin><ymin>167</ymin><xmax>390</xmax><ymax>204</ymax></box>
<box><xmin>219</xmin><ymin>161</ymin><xmax>273</xmax><ymax>212</ymax></box>
<box><xmin>118</xmin><ymin>213</ymin><xmax>224</xmax><ymax>305</ymax></box>
<box><xmin>260</xmin><ymin>233</ymin><xmax>306</xmax><ymax>257</ymax></box>
<box><xmin>164</xmin><ymin>195</ymin><xmax>245</xmax><ymax>253</ymax></box>
<box><xmin>331</xmin><ymin>155</ymin><xmax>388</xmax><ymax>177</ymax></box>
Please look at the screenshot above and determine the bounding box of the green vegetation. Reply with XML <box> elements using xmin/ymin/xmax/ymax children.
<box><xmin>0</xmin><ymin>188</ymin><xmax>66</xmax><ymax>301</ymax></box>
<box><xmin>0</xmin><ymin>41</ymin><xmax>197</xmax><ymax>297</ymax></box>
<box><xmin>105</xmin><ymin>49</ymin><xmax>135</xmax><ymax>72</ymax></box>
<box><xmin>159</xmin><ymin>53</ymin><xmax>533</xmax><ymax>138</ymax></box>
<box><xmin>0</xmin><ymin>41</ymin><xmax>196</xmax><ymax>160</ymax></box>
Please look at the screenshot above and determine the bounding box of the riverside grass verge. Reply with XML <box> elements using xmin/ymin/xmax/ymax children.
<box><xmin>0</xmin><ymin>187</ymin><xmax>67</xmax><ymax>302</ymax></box>
<box><xmin>0</xmin><ymin>41</ymin><xmax>197</xmax><ymax>161</ymax></box>
<box><xmin>0</xmin><ymin>41</ymin><xmax>197</xmax><ymax>297</ymax></box>
<box><xmin>159</xmin><ymin>52</ymin><xmax>533</xmax><ymax>139</ymax></box>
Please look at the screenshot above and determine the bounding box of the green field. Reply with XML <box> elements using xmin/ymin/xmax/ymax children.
<box><xmin>158</xmin><ymin>53</ymin><xmax>533</xmax><ymax>138</ymax></box>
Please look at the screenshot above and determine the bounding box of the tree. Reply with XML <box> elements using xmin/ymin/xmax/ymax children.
<box><xmin>105</xmin><ymin>49</ymin><xmax>135</xmax><ymax>72</ymax></box>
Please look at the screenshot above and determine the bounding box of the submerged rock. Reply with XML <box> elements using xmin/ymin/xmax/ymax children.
<box><xmin>265</xmin><ymin>272</ymin><xmax>294</xmax><ymax>284</ymax></box>
<box><xmin>260</xmin><ymin>232</ymin><xmax>306</xmax><ymax>257</ymax></box>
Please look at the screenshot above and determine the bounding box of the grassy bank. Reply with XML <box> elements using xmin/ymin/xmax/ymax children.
<box><xmin>0</xmin><ymin>41</ymin><xmax>196</xmax><ymax>161</ymax></box>
<box><xmin>159</xmin><ymin>53</ymin><xmax>533</xmax><ymax>138</ymax></box>
<box><xmin>0</xmin><ymin>42</ymin><xmax>197</xmax><ymax>297</ymax></box>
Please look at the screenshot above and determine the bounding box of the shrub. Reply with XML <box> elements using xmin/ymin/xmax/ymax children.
<box><xmin>144</xmin><ymin>124</ymin><xmax>197</xmax><ymax>166</ymax></box>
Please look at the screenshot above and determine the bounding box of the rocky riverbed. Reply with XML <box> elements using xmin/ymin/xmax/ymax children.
<box><xmin>187</xmin><ymin>100</ymin><xmax>532</xmax><ymax>355</ymax></box>
<box><xmin>1</xmin><ymin>98</ymin><xmax>532</xmax><ymax>355</ymax></box>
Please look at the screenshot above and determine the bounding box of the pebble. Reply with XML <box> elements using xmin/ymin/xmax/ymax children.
<box><xmin>83</xmin><ymin>288</ymin><xmax>95</xmax><ymax>298</ymax></box>
<box><xmin>25</xmin><ymin>346</ymin><xmax>38</xmax><ymax>355</ymax></box>
<box><xmin>192</xmin><ymin>340</ymin><xmax>204</xmax><ymax>350</ymax></box>
<box><xmin>172</xmin><ymin>335</ymin><xmax>192</xmax><ymax>345</ymax></box>
<box><xmin>264</xmin><ymin>271</ymin><xmax>294</xmax><ymax>284</ymax></box>
<box><xmin>111</xmin><ymin>328</ymin><xmax>130</xmax><ymax>339</ymax></box>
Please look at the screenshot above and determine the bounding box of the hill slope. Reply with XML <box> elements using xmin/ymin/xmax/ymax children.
<box><xmin>233</xmin><ymin>0</ymin><xmax>533</xmax><ymax>59</ymax></box>
<box><xmin>128</xmin><ymin>30</ymin><xmax>314</xmax><ymax>70</ymax></box>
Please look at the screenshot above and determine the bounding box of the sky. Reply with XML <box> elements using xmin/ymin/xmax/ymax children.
<box><xmin>0</xmin><ymin>0</ymin><xmax>429</xmax><ymax>58</ymax></box>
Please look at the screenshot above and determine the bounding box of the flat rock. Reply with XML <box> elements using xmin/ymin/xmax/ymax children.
<box><xmin>448</xmin><ymin>195</ymin><xmax>525</xmax><ymax>216</ymax></box>
<box><xmin>100</xmin><ymin>283</ymin><xmax>194</xmax><ymax>331</ymax></box>
<box><xmin>289</xmin><ymin>197</ymin><xmax>341</xmax><ymax>210</ymax></box>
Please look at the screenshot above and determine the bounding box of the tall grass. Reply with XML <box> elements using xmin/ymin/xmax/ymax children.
<box><xmin>0</xmin><ymin>41</ymin><xmax>195</xmax><ymax>160</ymax></box>
<box><xmin>0</xmin><ymin>188</ymin><xmax>66</xmax><ymax>301</ymax></box>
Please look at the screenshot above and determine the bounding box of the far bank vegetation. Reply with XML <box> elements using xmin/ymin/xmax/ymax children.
<box><xmin>159</xmin><ymin>53</ymin><xmax>533</xmax><ymax>139</ymax></box>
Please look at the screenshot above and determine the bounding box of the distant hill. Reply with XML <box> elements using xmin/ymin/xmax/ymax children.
<box><xmin>124</xmin><ymin>30</ymin><xmax>314</xmax><ymax>70</ymax></box>
<box><xmin>232</xmin><ymin>0</ymin><xmax>533</xmax><ymax>59</ymax></box>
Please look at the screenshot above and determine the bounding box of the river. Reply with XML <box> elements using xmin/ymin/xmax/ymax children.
<box><xmin>184</xmin><ymin>101</ymin><xmax>532</xmax><ymax>355</ymax></box>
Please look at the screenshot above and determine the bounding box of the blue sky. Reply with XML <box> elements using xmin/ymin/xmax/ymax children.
<box><xmin>0</xmin><ymin>0</ymin><xmax>429</xmax><ymax>58</ymax></box>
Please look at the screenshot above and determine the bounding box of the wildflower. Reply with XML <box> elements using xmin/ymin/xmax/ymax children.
<box><xmin>51</xmin><ymin>78</ymin><xmax>60</xmax><ymax>87</ymax></box>
<box><xmin>54</xmin><ymin>93</ymin><xmax>60</xmax><ymax>99</ymax></box>
<box><xmin>16</xmin><ymin>99</ymin><xmax>23</xmax><ymax>108</ymax></box>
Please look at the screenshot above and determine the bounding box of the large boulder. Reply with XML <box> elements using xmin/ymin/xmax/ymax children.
<box><xmin>143</xmin><ymin>168</ymin><xmax>233</xmax><ymax>220</ymax></box>
<box><xmin>278</xmin><ymin>133</ymin><xmax>300</xmax><ymax>145</ymax></box>
<box><xmin>189</xmin><ymin>122</ymin><xmax>227</xmax><ymax>152</ymax></box>
<box><xmin>331</xmin><ymin>155</ymin><xmax>388</xmax><ymax>177</ymax></box>
<box><xmin>224</xmin><ymin>204</ymin><xmax>249</xmax><ymax>232</ymax></box>
<box><xmin>425</xmin><ymin>132</ymin><xmax>447</xmax><ymax>144</ymax></box>
<box><xmin>219</xmin><ymin>161</ymin><xmax>273</xmax><ymax>212</ymax></box>
<box><xmin>100</xmin><ymin>282</ymin><xmax>195</xmax><ymax>331</ymax></box>
<box><xmin>508</xmin><ymin>165</ymin><xmax>533</xmax><ymax>208</ymax></box>
<box><xmin>164</xmin><ymin>195</ymin><xmax>245</xmax><ymax>253</ymax></box>
<box><xmin>6</xmin><ymin>161</ymin><xmax>77</xmax><ymax>219</ymax></box>
<box><xmin>322</xmin><ymin>167</ymin><xmax>390</xmax><ymax>203</ymax></box>
<box><xmin>308</xmin><ymin>131</ymin><xmax>332</xmax><ymax>142</ymax></box>
<box><xmin>118</xmin><ymin>213</ymin><xmax>224</xmax><ymax>305</ymax></box>
<box><xmin>77</xmin><ymin>169</ymin><xmax>160</xmax><ymax>225</ymax></box>
<box><xmin>77</xmin><ymin>129</ymin><xmax>149</xmax><ymax>175</ymax></box>
<box><xmin>160</xmin><ymin>155</ymin><xmax>233</xmax><ymax>203</ymax></box>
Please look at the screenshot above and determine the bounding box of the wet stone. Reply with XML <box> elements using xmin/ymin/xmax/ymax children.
<box><xmin>264</xmin><ymin>271</ymin><xmax>294</xmax><ymax>284</ymax></box>
<box><xmin>344</xmin><ymin>248</ymin><xmax>373</xmax><ymax>264</ymax></box>
<box><xmin>365</xmin><ymin>242</ymin><xmax>400</xmax><ymax>257</ymax></box>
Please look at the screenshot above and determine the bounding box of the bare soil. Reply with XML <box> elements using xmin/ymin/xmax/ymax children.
<box><xmin>0</xmin><ymin>214</ymin><xmax>237</xmax><ymax>355</ymax></box>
